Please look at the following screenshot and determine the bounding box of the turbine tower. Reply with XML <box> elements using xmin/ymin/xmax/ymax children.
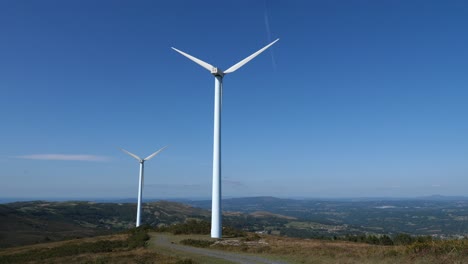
<box><xmin>172</xmin><ymin>39</ymin><xmax>279</xmax><ymax>238</ymax></box>
<box><xmin>120</xmin><ymin>146</ymin><xmax>168</xmax><ymax>227</ymax></box>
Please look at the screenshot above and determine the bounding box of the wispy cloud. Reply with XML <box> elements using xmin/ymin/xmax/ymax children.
<box><xmin>16</xmin><ymin>154</ymin><xmax>110</xmax><ymax>162</ymax></box>
<box><xmin>224</xmin><ymin>179</ymin><xmax>247</xmax><ymax>188</ymax></box>
<box><xmin>264</xmin><ymin>8</ymin><xmax>272</xmax><ymax>42</ymax></box>
<box><xmin>264</xmin><ymin>1</ymin><xmax>277</xmax><ymax>70</ymax></box>
<box><xmin>146</xmin><ymin>183</ymin><xmax>205</xmax><ymax>190</ymax></box>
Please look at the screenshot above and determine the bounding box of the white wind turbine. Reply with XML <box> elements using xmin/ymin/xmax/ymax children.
<box><xmin>172</xmin><ymin>39</ymin><xmax>279</xmax><ymax>238</ymax></box>
<box><xmin>120</xmin><ymin>146</ymin><xmax>168</xmax><ymax>227</ymax></box>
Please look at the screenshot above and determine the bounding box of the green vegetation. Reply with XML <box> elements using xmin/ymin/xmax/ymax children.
<box><xmin>154</xmin><ymin>219</ymin><xmax>249</xmax><ymax>239</ymax></box>
<box><xmin>395</xmin><ymin>234</ymin><xmax>433</xmax><ymax>245</ymax></box>
<box><xmin>0</xmin><ymin>227</ymin><xmax>150</xmax><ymax>263</ymax></box>
<box><xmin>155</xmin><ymin>219</ymin><xmax>211</xmax><ymax>235</ymax></box>
<box><xmin>223</xmin><ymin>226</ymin><xmax>247</xmax><ymax>238</ymax></box>
<box><xmin>407</xmin><ymin>239</ymin><xmax>468</xmax><ymax>256</ymax></box>
<box><xmin>337</xmin><ymin>233</ymin><xmax>438</xmax><ymax>247</ymax></box>
<box><xmin>125</xmin><ymin>226</ymin><xmax>151</xmax><ymax>249</ymax></box>
<box><xmin>180</xmin><ymin>239</ymin><xmax>214</xmax><ymax>248</ymax></box>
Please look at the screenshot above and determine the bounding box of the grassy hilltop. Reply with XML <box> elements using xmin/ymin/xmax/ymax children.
<box><xmin>1</xmin><ymin>222</ymin><xmax>467</xmax><ymax>264</ymax></box>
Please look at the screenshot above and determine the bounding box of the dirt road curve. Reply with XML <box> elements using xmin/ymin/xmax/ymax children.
<box><xmin>152</xmin><ymin>234</ymin><xmax>289</xmax><ymax>264</ymax></box>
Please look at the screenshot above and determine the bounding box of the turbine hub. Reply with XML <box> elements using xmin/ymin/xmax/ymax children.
<box><xmin>210</xmin><ymin>67</ymin><xmax>224</xmax><ymax>77</ymax></box>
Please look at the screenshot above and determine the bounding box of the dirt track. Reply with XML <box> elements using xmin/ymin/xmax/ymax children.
<box><xmin>151</xmin><ymin>234</ymin><xmax>289</xmax><ymax>264</ymax></box>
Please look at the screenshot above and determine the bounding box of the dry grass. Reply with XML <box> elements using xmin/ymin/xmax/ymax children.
<box><xmin>0</xmin><ymin>234</ymin><xmax>127</xmax><ymax>256</ymax></box>
<box><xmin>234</xmin><ymin>235</ymin><xmax>468</xmax><ymax>264</ymax></box>
<box><xmin>29</xmin><ymin>248</ymin><xmax>181</xmax><ymax>264</ymax></box>
<box><xmin>169</xmin><ymin>233</ymin><xmax>467</xmax><ymax>264</ymax></box>
<box><xmin>0</xmin><ymin>233</ymin><xmax>188</xmax><ymax>264</ymax></box>
<box><xmin>3</xmin><ymin>231</ymin><xmax>467</xmax><ymax>264</ymax></box>
<box><xmin>261</xmin><ymin>235</ymin><xmax>404</xmax><ymax>263</ymax></box>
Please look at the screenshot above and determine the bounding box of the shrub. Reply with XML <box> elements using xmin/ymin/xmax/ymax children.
<box><xmin>180</xmin><ymin>239</ymin><xmax>214</xmax><ymax>248</ymax></box>
<box><xmin>379</xmin><ymin>235</ymin><xmax>394</xmax><ymax>246</ymax></box>
<box><xmin>154</xmin><ymin>220</ymin><xmax>210</xmax><ymax>235</ymax></box>
<box><xmin>154</xmin><ymin>220</ymin><xmax>247</xmax><ymax>237</ymax></box>
<box><xmin>407</xmin><ymin>239</ymin><xmax>468</xmax><ymax>256</ymax></box>
<box><xmin>241</xmin><ymin>233</ymin><xmax>261</xmax><ymax>242</ymax></box>
<box><xmin>223</xmin><ymin>226</ymin><xmax>247</xmax><ymax>238</ymax></box>
<box><xmin>340</xmin><ymin>234</ymin><xmax>394</xmax><ymax>245</ymax></box>
<box><xmin>393</xmin><ymin>233</ymin><xmax>414</xmax><ymax>245</ymax></box>
<box><xmin>127</xmin><ymin>227</ymin><xmax>150</xmax><ymax>249</ymax></box>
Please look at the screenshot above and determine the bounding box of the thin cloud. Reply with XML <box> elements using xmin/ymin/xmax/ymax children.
<box><xmin>16</xmin><ymin>154</ymin><xmax>110</xmax><ymax>162</ymax></box>
<box><xmin>264</xmin><ymin>1</ymin><xmax>277</xmax><ymax>70</ymax></box>
<box><xmin>224</xmin><ymin>179</ymin><xmax>247</xmax><ymax>188</ymax></box>
<box><xmin>264</xmin><ymin>8</ymin><xmax>272</xmax><ymax>42</ymax></box>
<box><xmin>146</xmin><ymin>183</ymin><xmax>205</xmax><ymax>190</ymax></box>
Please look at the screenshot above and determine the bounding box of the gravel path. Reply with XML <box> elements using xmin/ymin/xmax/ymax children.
<box><xmin>152</xmin><ymin>234</ymin><xmax>289</xmax><ymax>264</ymax></box>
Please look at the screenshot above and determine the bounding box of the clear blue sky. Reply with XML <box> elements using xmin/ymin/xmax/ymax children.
<box><xmin>1</xmin><ymin>0</ymin><xmax>467</xmax><ymax>199</ymax></box>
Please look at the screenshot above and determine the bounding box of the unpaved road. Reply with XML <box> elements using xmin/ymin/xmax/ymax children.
<box><xmin>151</xmin><ymin>234</ymin><xmax>289</xmax><ymax>264</ymax></box>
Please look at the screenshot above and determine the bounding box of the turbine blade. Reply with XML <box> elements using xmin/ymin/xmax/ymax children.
<box><xmin>119</xmin><ymin>148</ymin><xmax>142</xmax><ymax>162</ymax></box>
<box><xmin>144</xmin><ymin>145</ymin><xmax>168</xmax><ymax>161</ymax></box>
<box><xmin>171</xmin><ymin>47</ymin><xmax>214</xmax><ymax>72</ymax></box>
<box><xmin>224</xmin><ymin>38</ymin><xmax>279</xmax><ymax>74</ymax></box>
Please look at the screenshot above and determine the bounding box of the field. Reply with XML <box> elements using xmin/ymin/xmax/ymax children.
<box><xmin>190</xmin><ymin>196</ymin><xmax>468</xmax><ymax>239</ymax></box>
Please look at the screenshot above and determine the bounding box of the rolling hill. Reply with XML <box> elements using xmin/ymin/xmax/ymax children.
<box><xmin>2</xmin><ymin>196</ymin><xmax>468</xmax><ymax>249</ymax></box>
<box><xmin>0</xmin><ymin>200</ymin><xmax>209</xmax><ymax>248</ymax></box>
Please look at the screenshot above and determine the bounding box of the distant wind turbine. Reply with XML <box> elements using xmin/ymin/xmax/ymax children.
<box><xmin>172</xmin><ymin>39</ymin><xmax>279</xmax><ymax>238</ymax></box>
<box><xmin>120</xmin><ymin>146</ymin><xmax>168</xmax><ymax>227</ymax></box>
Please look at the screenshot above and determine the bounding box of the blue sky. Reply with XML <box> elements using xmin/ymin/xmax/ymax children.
<box><xmin>1</xmin><ymin>0</ymin><xmax>467</xmax><ymax>199</ymax></box>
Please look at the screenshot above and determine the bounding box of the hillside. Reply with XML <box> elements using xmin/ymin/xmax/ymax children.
<box><xmin>0</xmin><ymin>228</ymin><xmax>184</xmax><ymax>264</ymax></box>
<box><xmin>2</xmin><ymin>226</ymin><xmax>467</xmax><ymax>264</ymax></box>
<box><xmin>0</xmin><ymin>199</ymin><xmax>307</xmax><ymax>248</ymax></box>
<box><xmin>0</xmin><ymin>200</ymin><xmax>209</xmax><ymax>248</ymax></box>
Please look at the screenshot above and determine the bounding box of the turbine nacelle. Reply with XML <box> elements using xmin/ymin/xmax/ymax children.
<box><xmin>210</xmin><ymin>67</ymin><xmax>224</xmax><ymax>77</ymax></box>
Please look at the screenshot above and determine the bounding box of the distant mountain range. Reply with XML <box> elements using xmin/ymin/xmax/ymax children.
<box><xmin>2</xmin><ymin>195</ymin><xmax>467</xmax><ymax>204</ymax></box>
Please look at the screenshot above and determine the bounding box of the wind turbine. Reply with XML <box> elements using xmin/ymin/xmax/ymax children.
<box><xmin>172</xmin><ymin>38</ymin><xmax>279</xmax><ymax>238</ymax></box>
<box><xmin>120</xmin><ymin>146</ymin><xmax>168</xmax><ymax>227</ymax></box>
